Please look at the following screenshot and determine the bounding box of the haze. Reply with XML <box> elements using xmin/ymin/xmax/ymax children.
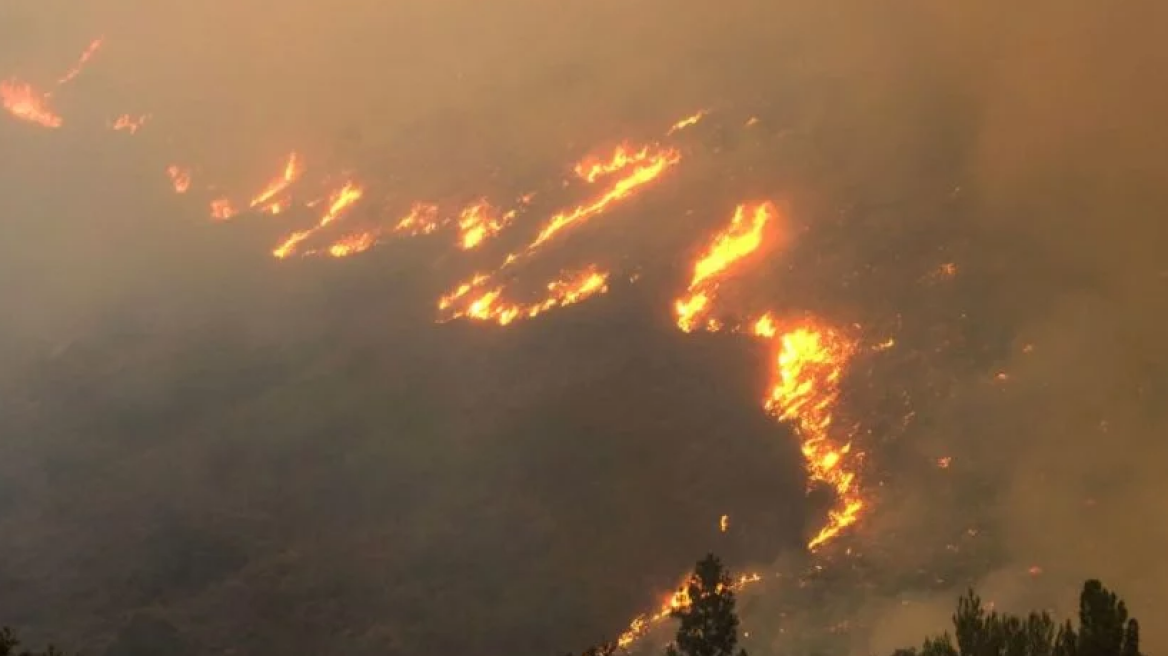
<box><xmin>1</xmin><ymin>1</ymin><xmax>1165</xmax><ymax>655</ymax></box>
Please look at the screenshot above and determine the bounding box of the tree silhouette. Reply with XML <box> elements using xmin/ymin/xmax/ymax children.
<box><xmin>891</xmin><ymin>579</ymin><xmax>1142</xmax><ymax>656</ymax></box>
<box><xmin>0</xmin><ymin>627</ymin><xmax>65</xmax><ymax>656</ymax></box>
<box><xmin>562</xmin><ymin>641</ymin><xmax>617</xmax><ymax>656</ymax></box>
<box><xmin>666</xmin><ymin>553</ymin><xmax>747</xmax><ymax>656</ymax></box>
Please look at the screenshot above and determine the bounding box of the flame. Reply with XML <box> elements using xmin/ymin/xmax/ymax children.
<box><xmin>110</xmin><ymin>113</ymin><xmax>149</xmax><ymax>134</ymax></box>
<box><xmin>756</xmin><ymin>319</ymin><xmax>861</xmax><ymax>551</ymax></box>
<box><xmin>441</xmin><ymin>266</ymin><xmax>609</xmax><ymax>326</ymax></box>
<box><xmin>329</xmin><ymin>231</ymin><xmax>378</xmax><ymax>258</ymax></box>
<box><xmin>573</xmin><ymin>143</ymin><xmax>655</xmax><ymax>183</ymax></box>
<box><xmin>393</xmin><ymin>203</ymin><xmax>442</xmax><ymax>236</ymax></box>
<box><xmin>272</xmin><ymin>181</ymin><xmax>363</xmax><ymax>259</ymax></box>
<box><xmin>526</xmin><ymin>145</ymin><xmax>680</xmax><ymax>253</ymax></box>
<box><xmin>1</xmin><ymin>79</ymin><xmax>62</xmax><ymax>128</ymax></box>
<box><xmin>249</xmin><ymin>152</ymin><xmax>303</xmax><ymax>212</ymax></box>
<box><xmin>56</xmin><ymin>38</ymin><xmax>103</xmax><ymax>86</ymax></box>
<box><xmin>616</xmin><ymin>572</ymin><xmax>762</xmax><ymax>649</ymax></box>
<box><xmin>210</xmin><ymin>198</ymin><xmax>238</xmax><ymax>221</ymax></box>
<box><xmin>166</xmin><ymin>165</ymin><xmax>192</xmax><ymax>194</ymax></box>
<box><xmin>719</xmin><ymin>514</ymin><xmax>730</xmax><ymax>532</ymax></box>
<box><xmin>675</xmin><ymin>202</ymin><xmax>778</xmax><ymax>333</ymax></box>
<box><xmin>666</xmin><ymin>110</ymin><xmax>707</xmax><ymax>135</ymax></box>
<box><xmin>456</xmin><ymin>200</ymin><xmax>515</xmax><ymax>250</ymax></box>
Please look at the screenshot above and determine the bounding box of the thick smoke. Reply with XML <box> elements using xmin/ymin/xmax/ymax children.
<box><xmin>1</xmin><ymin>1</ymin><xmax>1164</xmax><ymax>654</ymax></box>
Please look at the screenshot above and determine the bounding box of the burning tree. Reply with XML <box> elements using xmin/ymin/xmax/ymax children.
<box><xmin>666</xmin><ymin>553</ymin><xmax>748</xmax><ymax>656</ymax></box>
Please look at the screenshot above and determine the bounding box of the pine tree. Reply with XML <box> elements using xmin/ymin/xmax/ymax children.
<box><xmin>665</xmin><ymin>553</ymin><xmax>747</xmax><ymax>656</ymax></box>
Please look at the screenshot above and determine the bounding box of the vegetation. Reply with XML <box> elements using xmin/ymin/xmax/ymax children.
<box><xmin>0</xmin><ymin>627</ymin><xmax>63</xmax><ymax>656</ymax></box>
<box><xmin>666</xmin><ymin>554</ymin><xmax>748</xmax><ymax>656</ymax></box>
<box><xmin>891</xmin><ymin>579</ymin><xmax>1142</xmax><ymax>656</ymax></box>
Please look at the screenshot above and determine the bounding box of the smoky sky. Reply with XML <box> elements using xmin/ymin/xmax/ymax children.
<box><xmin>2</xmin><ymin>1</ymin><xmax>1166</xmax><ymax>655</ymax></box>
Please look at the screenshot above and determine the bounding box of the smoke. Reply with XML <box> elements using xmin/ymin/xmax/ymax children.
<box><xmin>2</xmin><ymin>0</ymin><xmax>1165</xmax><ymax>654</ymax></box>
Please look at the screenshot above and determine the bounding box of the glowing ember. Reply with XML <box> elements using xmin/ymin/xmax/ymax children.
<box><xmin>56</xmin><ymin>38</ymin><xmax>103</xmax><ymax>86</ymax></box>
<box><xmin>1</xmin><ymin>79</ymin><xmax>62</xmax><ymax>128</ymax></box>
<box><xmin>719</xmin><ymin>514</ymin><xmax>730</xmax><ymax>532</ymax></box>
<box><xmin>109</xmin><ymin>114</ymin><xmax>149</xmax><ymax>134</ymax></box>
<box><xmin>166</xmin><ymin>165</ymin><xmax>192</xmax><ymax>194</ymax></box>
<box><xmin>666</xmin><ymin>110</ymin><xmax>707</xmax><ymax>135</ymax></box>
<box><xmin>210</xmin><ymin>198</ymin><xmax>238</xmax><ymax>221</ymax></box>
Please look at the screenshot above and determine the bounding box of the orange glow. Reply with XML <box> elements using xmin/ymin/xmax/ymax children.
<box><xmin>456</xmin><ymin>200</ymin><xmax>515</xmax><ymax>250</ymax></box>
<box><xmin>249</xmin><ymin>152</ymin><xmax>303</xmax><ymax>213</ymax></box>
<box><xmin>110</xmin><ymin>114</ymin><xmax>149</xmax><ymax>134</ymax></box>
<box><xmin>393</xmin><ymin>203</ymin><xmax>442</xmax><ymax>236</ymax></box>
<box><xmin>573</xmin><ymin>143</ymin><xmax>655</xmax><ymax>183</ymax></box>
<box><xmin>329</xmin><ymin>232</ymin><xmax>378</xmax><ymax>258</ymax></box>
<box><xmin>166</xmin><ymin>165</ymin><xmax>192</xmax><ymax>194</ymax></box>
<box><xmin>272</xmin><ymin>181</ymin><xmax>363</xmax><ymax>259</ymax></box>
<box><xmin>441</xmin><ymin>266</ymin><xmax>609</xmax><ymax>326</ymax></box>
<box><xmin>528</xmin><ymin>145</ymin><xmax>680</xmax><ymax>253</ymax></box>
<box><xmin>758</xmin><ymin>320</ymin><xmax>862</xmax><ymax>551</ymax></box>
<box><xmin>56</xmin><ymin>38</ymin><xmax>103</xmax><ymax>86</ymax></box>
<box><xmin>675</xmin><ymin>202</ymin><xmax>779</xmax><ymax>332</ymax></box>
<box><xmin>616</xmin><ymin>571</ymin><xmax>762</xmax><ymax>649</ymax></box>
<box><xmin>210</xmin><ymin>198</ymin><xmax>238</xmax><ymax>221</ymax></box>
<box><xmin>1</xmin><ymin>79</ymin><xmax>62</xmax><ymax>128</ymax></box>
<box><xmin>666</xmin><ymin>110</ymin><xmax>707</xmax><ymax>135</ymax></box>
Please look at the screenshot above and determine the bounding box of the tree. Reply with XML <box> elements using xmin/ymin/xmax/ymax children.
<box><xmin>890</xmin><ymin>579</ymin><xmax>1142</xmax><ymax>656</ymax></box>
<box><xmin>0</xmin><ymin>627</ymin><xmax>65</xmax><ymax>656</ymax></box>
<box><xmin>666</xmin><ymin>553</ymin><xmax>747</xmax><ymax>656</ymax></box>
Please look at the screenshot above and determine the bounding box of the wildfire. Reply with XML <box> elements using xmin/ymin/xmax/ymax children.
<box><xmin>675</xmin><ymin>202</ymin><xmax>779</xmax><ymax>333</ymax></box>
<box><xmin>1</xmin><ymin>79</ymin><xmax>62</xmax><ymax>128</ymax></box>
<box><xmin>110</xmin><ymin>113</ymin><xmax>149</xmax><ymax>134</ymax></box>
<box><xmin>440</xmin><ymin>266</ymin><xmax>609</xmax><ymax>326</ymax></box>
<box><xmin>393</xmin><ymin>203</ymin><xmax>442</xmax><ymax>236</ymax></box>
<box><xmin>272</xmin><ymin>181</ymin><xmax>364</xmax><ymax>258</ymax></box>
<box><xmin>329</xmin><ymin>231</ymin><xmax>378</xmax><ymax>258</ymax></box>
<box><xmin>616</xmin><ymin>572</ymin><xmax>762</xmax><ymax>649</ymax></box>
<box><xmin>755</xmin><ymin>318</ymin><xmax>861</xmax><ymax>551</ymax></box>
<box><xmin>573</xmin><ymin>143</ymin><xmax>656</xmax><ymax>183</ymax></box>
<box><xmin>166</xmin><ymin>165</ymin><xmax>192</xmax><ymax>194</ymax></box>
<box><xmin>249</xmin><ymin>152</ymin><xmax>304</xmax><ymax>212</ymax></box>
<box><xmin>210</xmin><ymin>198</ymin><xmax>238</xmax><ymax>221</ymax></box>
<box><xmin>666</xmin><ymin>110</ymin><xmax>707</xmax><ymax>135</ymax></box>
<box><xmin>56</xmin><ymin>38</ymin><xmax>103</xmax><ymax>86</ymax></box>
<box><xmin>456</xmin><ymin>200</ymin><xmax>515</xmax><ymax>250</ymax></box>
<box><xmin>526</xmin><ymin>145</ymin><xmax>680</xmax><ymax>253</ymax></box>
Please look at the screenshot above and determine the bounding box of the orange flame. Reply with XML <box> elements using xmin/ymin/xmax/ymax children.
<box><xmin>329</xmin><ymin>231</ymin><xmax>378</xmax><ymax>258</ymax></box>
<box><xmin>210</xmin><ymin>198</ymin><xmax>238</xmax><ymax>221</ymax></box>
<box><xmin>573</xmin><ymin>143</ymin><xmax>655</xmax><ymax>183</ymax></box>
<box><xmin>249</xmin><ymin>152</ymin><xmax>303</xmax><ymax>213</ymax></box>
<box><xmin>666</xmin><ymin>110</ymin><xmax>707</xmax><ymax>135</ymax></box>
<box><xmin>755</xmin><ymin>317</ymin><xmax>862</xmax><ymax>551</ymax></box>
<box><xmin>56</xmin><ymin>38</ymin><xmax>103</xmax><ymax>86</ymax></box>
<box><xmin>1</xmin><ymin>79</ymin><xmax>62</xmax><ymax>128</ymax></box>
<box><xmin>393</xmin><ymin>203</ymin><xmax>442</xmax><ymax>236</ymax></box>
<box><xmin>616</xmin><ymin>572</ymin><xmax>762</xmax><ymax>649</ymax></box>
<box><xmin>456</xmin><ymin>200</ymin><xmax>515</xmax><ymax>250</ymax></box>
<box><xmin>166</xmin><ymin>165</ymin><xmax>192</xmax><ymax>194</ymax></box>
<box><xmin>675</xmin><ymin>202</ymin><xmax>778</xmax><ymax>333</ymax></box>
<box><xmin>527</xmin><ymin>145</ymin><xmax>680</xmax><ymax>253</ymax></box>
<box><xmin>440</xmin><ymin>266</ymin><xmax>609</xmax><ymax>326</ymax></box>
<box><xmin>110</xmin><ymin>114</ymin><xmax>149</xmax><ymax>134</ymax></box>
<box><xmin>272</xmin><ymin>181</ymin><xmax>363</xmax><ymax>259</ymax></box>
